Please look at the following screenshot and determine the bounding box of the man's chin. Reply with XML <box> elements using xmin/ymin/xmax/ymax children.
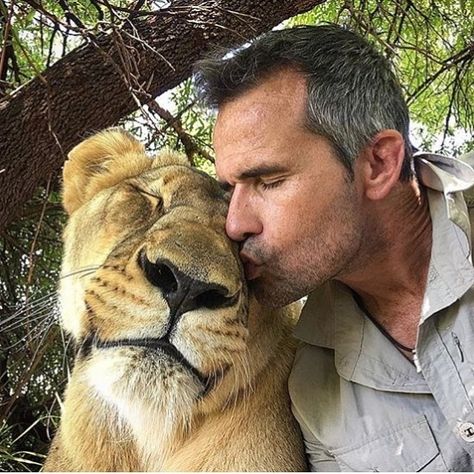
<box><xmin>248</xmin><ymin>278</ymin><xmax>303</xmax><ymax>308</ymax></box>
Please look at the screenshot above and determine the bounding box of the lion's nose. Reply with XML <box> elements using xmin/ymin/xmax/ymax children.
<box><xmin>139</xmin><ymin>251</ymin><xmax>237</xmax><ymax>317</ymax></box>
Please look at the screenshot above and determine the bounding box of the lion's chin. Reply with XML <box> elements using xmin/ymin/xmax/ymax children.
<box><xmin>84</xmin><ymin>343</ymin><xmax>230</xmax><ymax>453</ymax></box>
<box><xmin>83</xmin><ymin>345</ymin><xmax>200</xmax><ymax>465</ymax></box>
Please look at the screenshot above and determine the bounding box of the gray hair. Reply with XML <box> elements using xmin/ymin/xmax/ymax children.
<box><xmin>194</xmin><ymin>24</ymin><xmax>414</xmax><ymax>180</ymax></box>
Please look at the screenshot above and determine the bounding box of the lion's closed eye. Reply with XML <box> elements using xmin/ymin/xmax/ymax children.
<box><xmin>129</xmin><ymin>183</ymin><xmax>164</xmax><ymax>215</ymax></box>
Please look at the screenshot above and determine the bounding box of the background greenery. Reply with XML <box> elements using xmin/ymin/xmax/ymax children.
<box><xmin>0</xmin><ymin>0</ymin><xmax>473</xmax><ymax>470</ymax></box>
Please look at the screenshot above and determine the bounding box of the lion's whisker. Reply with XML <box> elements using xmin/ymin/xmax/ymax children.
<box><xmin>1</xmin><ymin>311</ymin><xmax>55</xmax><ymax>334</ymax></box>
<box><xmin>1</xmin><ymin>310</ymin><xmax>51</xmax><ymax>332</ymax></box>
<box><xmin>4</xmin><ymin>317</ymin><xmax>57</xmax><ymax>352</ymax></box>
<box><xmin>1</xmin><ymin>292</ymin><xmax>58</xmax><ymax>323</ymax></box>
<box><xmin>59</xmin><ymin>265</ymin><xmax>103</xmax><ymax>280</ymax></box>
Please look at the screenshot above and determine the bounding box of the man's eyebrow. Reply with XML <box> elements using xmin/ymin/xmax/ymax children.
<box><xmin>218</xmin><ymin>164</ymin><xmax>289</xmax><ymax>191</ymax></box>
<box><xmin>239</xmin><ymin>164</ymin><xmax>288</xmax><ymax>180</ymax></box>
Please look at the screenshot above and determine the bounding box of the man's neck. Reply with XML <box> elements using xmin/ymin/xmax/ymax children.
<box><xmin>337</xmin><ymin>183</ymin><xmax>433</xmax><ymax>351</ymax></box>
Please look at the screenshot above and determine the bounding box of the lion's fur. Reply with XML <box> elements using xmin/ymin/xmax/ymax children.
<box><xmin>44</xmin><ymin>129</ymin><xmax>306</xmax><ymax>471</ymax></box>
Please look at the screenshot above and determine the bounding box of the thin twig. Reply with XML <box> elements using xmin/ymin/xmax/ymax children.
<box><xmin>147</xmin><ymin>100</ymin><xmax>215</xmax><ymax>164</ymax></box>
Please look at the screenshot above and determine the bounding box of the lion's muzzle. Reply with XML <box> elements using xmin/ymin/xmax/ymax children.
<box><xmin>138</xmin><ymin>249</ymin><xmax>240</xmax><ymax>324</ymax></box>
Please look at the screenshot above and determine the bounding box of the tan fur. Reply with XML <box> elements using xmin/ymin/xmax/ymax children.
<box><xmin>44</xmin><ymin>128</ymin><xmax>306</xmax><ymax>471</ymax></box>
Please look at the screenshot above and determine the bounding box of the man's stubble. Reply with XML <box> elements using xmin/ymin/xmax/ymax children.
<box><xmin>245</xmin><ymin>183</ymin><xmax>375</xmax><ymax>307</ymax></box>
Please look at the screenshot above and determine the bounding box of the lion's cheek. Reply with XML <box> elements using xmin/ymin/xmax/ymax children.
<box><xmin>59</xmin><ymin>278</ymin><xmax>87</xmax><ymax>338</ymax></box>
<box><xmin>174</xmin><ymin>307</ymin><xmax>249</xmax><ymax>374</ymax></box>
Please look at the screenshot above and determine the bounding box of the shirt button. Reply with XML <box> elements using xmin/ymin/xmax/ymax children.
<box><xmin>458</xmin><ymin>422</ymin><xmax>474</xmax><ymax>442</ymax></box>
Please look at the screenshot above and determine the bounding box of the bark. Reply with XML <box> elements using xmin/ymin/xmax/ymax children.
<box><xmin>0</xmin><ymin>0</ymin><xmax>325</xmax><ymax>233</ymax></box>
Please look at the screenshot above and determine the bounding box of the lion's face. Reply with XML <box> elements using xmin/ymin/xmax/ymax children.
<box><xmin>60</xmin><ymin>130</ymin><xmax>253</xmax><ymax>444</ymax></box>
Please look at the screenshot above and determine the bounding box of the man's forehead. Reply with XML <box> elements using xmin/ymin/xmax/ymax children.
<box><xmin>214</xmin><ymin>85</ymin><xmax>307</xmax><ymax>154</ymax></box>
<box><xmin>214</xmin><ymin>105</ymin><xmax>278</xmax><ymax>180</ymax></box>
<box><xmin>214</xmin><ymin>102</ymin><xmax>268</xmax><ymax>140</ymax></box>
<box><xmin>213</xmin><ymin>69</ymin><xmax>309</xmax><ymax>181</ymax></box>
<box><xmin>215</xmin><ymin>70</ymin><xmax>307</xmax><ymax>124</ymax></box>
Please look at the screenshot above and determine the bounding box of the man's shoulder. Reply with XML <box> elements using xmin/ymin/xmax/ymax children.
<box><xmin>289</xmin><ymin>341</ymin><xmax>338</xmax><ymax>404</ymax></box>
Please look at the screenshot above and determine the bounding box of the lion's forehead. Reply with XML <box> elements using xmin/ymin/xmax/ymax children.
<box><xmin>142</xmin><ymin>165</ymin><xmax>227</xmax><ymax>206</ymax></box>
<box><xmin>65</xmin><ymin>165</ymin><xmax>229</xmax><ymax>259</ymax></box>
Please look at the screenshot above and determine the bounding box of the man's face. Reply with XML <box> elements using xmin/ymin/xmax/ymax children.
<box><xmin>214</xmin><ymin>69</ymin><xmax>365</xmax><ymax>307</ymax></box>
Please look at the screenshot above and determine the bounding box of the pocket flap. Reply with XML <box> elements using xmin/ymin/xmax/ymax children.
<box><xmin>332</xmin><ymin>416</ymin><xmax>441</xmax><ymax>472</ymax></box>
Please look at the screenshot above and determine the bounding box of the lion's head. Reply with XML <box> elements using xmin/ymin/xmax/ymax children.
<box><xmin>47</xmin><ymin>128</ymin><xmax>305</xmax><ymax>471</ymax></box>
<box><xmin>56</xmin><ymin>129</ymin><xmax>297</xmax><ymax>467</ymax></box>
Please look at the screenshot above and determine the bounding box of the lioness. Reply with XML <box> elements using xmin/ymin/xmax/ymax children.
<box><xmin>44</xmin><ymin>128</ymin><xmax>306</xmax><ymax>471</ymax></box>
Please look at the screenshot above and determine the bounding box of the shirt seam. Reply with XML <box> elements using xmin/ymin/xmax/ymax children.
<box><xmin>353</xmin><ymin>364</ymin><xmax>429</xmax><ymax>391</ymax></box>
<box><xmin>453</xmin><ymin>219</ymin><xmax>470</xmax><ymax>260</ymax></box>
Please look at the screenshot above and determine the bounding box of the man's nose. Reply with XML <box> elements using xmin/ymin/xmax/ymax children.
<box><xmin>225</xmin><ymin>187</ymin><xmax>262</xmax><ymax>242</ymax></box>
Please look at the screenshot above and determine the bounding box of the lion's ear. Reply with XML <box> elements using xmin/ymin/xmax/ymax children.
<box><xmin>63</xmin><ymin>128</ymin><xmax>151</xmax><ymax>214</ymax></box>
<box><xmin>151</xmin><ymin>149</ymin><xmax>191</xmax><ymax>169</ymax></box>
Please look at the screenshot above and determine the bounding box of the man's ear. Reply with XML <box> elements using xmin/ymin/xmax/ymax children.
<box><xmin>63</xmin><ymin>128</ymin><xmax>150</xmax><ymax>215</ymax></box>
<box><xmin>358</xmin><ymin>130</ymin><xmax>405</xmax><ymax>201</ymax></box>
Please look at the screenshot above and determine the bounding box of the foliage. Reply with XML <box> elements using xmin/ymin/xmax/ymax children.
<box><xmin>0</xmin><ymin>0</ymin><xmax>472</xmax><ymax>471</ymax></box>
<box><xmin>290</xmin><ymin>0</ymin><xmax>474</xmax><ymax>155</ymax></box>
<box><xmin>0</xmin><ymin>183</ymin><xmax>69</xmax><ymax>471</ymax></box>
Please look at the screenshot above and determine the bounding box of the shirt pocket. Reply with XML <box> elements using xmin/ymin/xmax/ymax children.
<box><xmin>330</xmin><ymin>415</ymin><xmax>447</xmax><ymax>472</ymax></box>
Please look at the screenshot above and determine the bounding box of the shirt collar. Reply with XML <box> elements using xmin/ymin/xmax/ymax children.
<box><xmin>295</xmin><ymin>281</ymin><xmax>431</xmax><ymax>392</ymax></box>
<box><xmin>421</xmin><ymin>188</ymin><xmax>474</xmax><ymax>321</ymax></box>
<box><xmin>415</xmin><ymin>152</ymin><xmax>474</xmax><ymax>320</ymax></box>
<box><xmin>415</xmin><ymin>151</ymin><xmax>474</xmax><ymax>248</ymax></box>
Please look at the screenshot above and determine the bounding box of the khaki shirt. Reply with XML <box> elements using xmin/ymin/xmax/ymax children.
<box><xmin>289</xmin><ymin>153</ymin><xmax>474</xmax><ymax>471</ymax></box>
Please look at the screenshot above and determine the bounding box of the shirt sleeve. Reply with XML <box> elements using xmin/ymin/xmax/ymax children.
<box><xmin>292</xmin><ymin>402</ymin><xmax>340</xmax><ymax>472</ymax></box>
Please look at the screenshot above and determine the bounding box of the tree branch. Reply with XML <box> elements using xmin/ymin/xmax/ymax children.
<box><xmin>0</xmin><ymin>0</ymin><xmax>326</xmax><ymax>233</ymax></box>
<box><xmin>406</xmin><ymin>43</ymin><xmax>474</xmax><ymax>104</ymax></box>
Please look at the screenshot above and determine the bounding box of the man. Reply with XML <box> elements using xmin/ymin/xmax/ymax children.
<box><xmin>194</xmin><ymin>25</ymin><xmax>474</xmax><ymax>470</ymax></box>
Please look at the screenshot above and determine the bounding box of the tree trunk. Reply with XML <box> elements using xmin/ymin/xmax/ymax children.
<box><xmin>0</xmin><ymin>0</ymin><xmax>325</xmax><ymax>233</ymax></box>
